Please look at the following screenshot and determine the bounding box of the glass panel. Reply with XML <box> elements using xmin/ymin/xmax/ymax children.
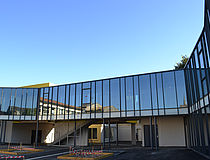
<box><xmin>175</xmin><ymin>71</ymin><xmax>187</xmax><ymax>108</ymax></box>
<box><xmin>110</xmin><ymin>78</ymin><xmax>120</xmax><ymax>112</ymax></box>
<box><xmin>162</xmin><ymin>72</ymin><xmax>177</xmax><ymax>108</ymax></box>
<box><xmin>126</xmin><ymin>77</ymin><xmax>134</xmax><ymax>111</ymax></box>
<box><xmin>96</xmin><ymin>81</ymin><xmax>102</xmax><ymax>113</ymax></box>
<box><xmin>91</xmin><ymin>82</ymin><xmax>96</xmax><ymax>115</ymax></box>
<box><xmin>14</xmin><ymin>89</ymin><xmax>22</xmax><ymax>116</ymax></box>
<box><xmin>194</xmin><ymin>50</ymin><xmax>199</xmax><ymax>68</ymax></box>
<box><xmin>52</xmin><ymin>87</ymin><xmax>58</xmax><ymax>116</ymax></box>
<box><xmin>103</xmin><ymin>80</ymin><xmax>109</xmax><ymax>113</ymax></box>
<box><xmin>76</xmin><ymin>84</ymin><xmax>82</xmax><ymax>116</ymax></box>
<box><xmin>25</xmin><ymin>89</ymin><xmax>33</xmax><ymax>116</ymax></box>
<box><xmin>199</xmin><ymin>51</ymin><xmax>205</xmax><ymax>68</ymax></box>
<box><xmin>156</xmin><ymin>73</ymin><xmax>164</xmax><ymax>109</ymax></box>
<box><xmin>151</xmin><ymin>74</ymin><xmax>158</xmax><ymax>110</ymax></box>
<box><xmin>204</xmin><ymin>31</ymin><xmax>210</xmax><ymax>65</ymax></box>
<box><xmin>65</xmin><ymin>85</ymin><xmax>69</xmax><ymax>118</ymax></box>
<box><xmin>139</xmin><ymin>75</ymin><xmax>151</xmax><ymax>110</ymax></box>
<box><xmin>58</xmin><ymin>86</ymin><xmax>65</xmax><ymax>116</ymax></box>
<box><xmin>120</xmin><ymin>78</ymin><xmax>126</xmax><ymax>112</ymax></box>
<box><xmin>10</xmin><ymin>89</ymin><xmax>16</xmax><ymax>116</ymax></box>
<box><xmin>1</xmin><ymin>88</ymin><xmax>11</xmax><ymax>115</ymax></box>
<box><xmin>21</xmin><ymin>89</ymin><xmax>27</xmax><ymax>116</ymax></box>
<box><xmin>32</xmin><ymin>89</ymin><xmax>38</xmax><ymax>116</ymax></box>
<box><xmin>69</xmin><ymin>85</ymin><xmax>75</xmax><ymax>116</ymax></box>
<box><xmin>133</xmin><ymin>76</ymin><xmax>139</xmax><ymax>111</ymax></box>
<box><xmin>82</xmin><ymin>85</ymin><xmax>91</xmax><ymax>114</ymax></box>
<box><xmin>203</xmin><ymin>79</ymin><xmax>208</xmax><ymax>96</ymax></box>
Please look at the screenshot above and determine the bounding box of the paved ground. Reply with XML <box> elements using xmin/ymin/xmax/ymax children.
<box><xmin>103</xmin><ymin>147</ymin><xmax>208</xmax><ymax>160</ymax></box>
<box><xmin>0</xmin><ymin>145</ymin><xmax>208</xmax><ymax>160</ymax></box>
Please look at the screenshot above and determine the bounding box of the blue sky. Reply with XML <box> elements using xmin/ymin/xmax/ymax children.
<box><xmin>0</xmin><ymin>0</ymin><xmax>204</xmax><ymax>87</ymax></box>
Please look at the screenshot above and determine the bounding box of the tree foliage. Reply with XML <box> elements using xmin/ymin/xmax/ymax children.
<box><xmin>174</xmin><ymin>55</ymin><xmax>189</xmax><ymax>70</ymax></box>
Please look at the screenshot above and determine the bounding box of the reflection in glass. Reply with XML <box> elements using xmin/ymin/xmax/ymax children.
<box><xmin>120</xmin><ymin>78</ymin><xmax>126</xmax><ymax>111</ymax></box>
<box><xmin>110</xmin><ymin>79</ymin><xmax>120</xmax><ymax>112</ymax></box>
<box><xmin>175</xmin><ymin>71</ymin><xmax>187</xmax><ymax>108</ymax></box>
<box><xmin>103</xmin><ymin>80</ymin><xmax>109</xmax><ymax>113</ymax></box>
<box><xmin>96</xmin><ymin>81</ymin><xmax>102</xmax><ymax>113</ymax></box>
<box><xmin>162</xmin><ymin>72</ymin><xmax>177</xmax><ymax>108</ymax></box>
<box><xmin>1</xmin><ymin>88</ymin><xmax>11</xmax><ymax>114</ymax></box>
<box><xmin>140</xmin><ymin>75</ymin><xmax>151</xmax><ymax>110</ymax></box>
<box><xmin>58</xmin><ymin>86</ymin><xmax>65</xmax><ymax>115</ymax></box>
<box><xmin>126</xmin><ymin>77</ymin><xmax>134</xmax><ymax>111</ymax></box>
<box><xmin>156</xmin><ymin>73</ymin><xmax>164</xmax><ymax>109</ymax></box>
<box><xmin>69</xmin><ymin>85</ymin><xmax>76</xmax><ymax>116</ymax></box>
<box><xmin>151</xmin><ymin>74</ymin><xmax>158</xmax><ymax>110</ymax></box>
<box><xmin>76</xmin><ymin>84</ymin><xmax>82</xmax><ymax>116</ymax></box>
<box><xmin>134</xmin><ymin>76</ymin><xmax>139</xmax><ymax>111</ymax></box>
<box><xmin>14</xmin><ymin>89</ymin><xmax>22</xmax><ymax>115</ymax></box>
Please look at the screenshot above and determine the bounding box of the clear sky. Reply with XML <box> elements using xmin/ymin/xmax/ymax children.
<box><xmin>0</xmin><ymin>0</ymin><xmax>204</xmax><ymax>87</ymax></box>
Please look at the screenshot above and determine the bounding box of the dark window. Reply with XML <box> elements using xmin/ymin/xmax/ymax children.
<box><xmin>69</xmin><ymin>85</ymin><xmax>76</xmax><ymax>115</ymax></box>
<box><xmin>76</xmin><ymin>84</ymin><xmax>82</xmax><ymax>116</ymax></box>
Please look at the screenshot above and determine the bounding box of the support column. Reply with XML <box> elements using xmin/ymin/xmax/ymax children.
<box><xmin>116</xmin><ymin>122</ymin><xmax>118</xmax><ymax>146</ymax></box>
<box><xmin>150</xmin><ymin>117</ymin><xmax>153</xmax><ymax>150</ymax></box>
<box><xmin>108</xmin><ymin>119</ymin><xmax>111</xmax><ymax>149</ymax></box>
<box><xmin>131</xmin><ymin>123</ymin><xmax>136</xmax><ymax>145</ymax></box>
<box><xmin>103</xmin><ymin>119</ymin><xmax>105</xmax><ymax>149</ymax></box>
<box><xmin>154</xmin><ymin>117</ymin><xmax>158</xmax><ymax>151</ymax></box>
<box><xmin>74</xmin><ymin>120</ymin><xmax>76</xmax><ymax>147</ymax></box>
<box><xmin>35</xmin><ymin>89</ymin><xmax>40</xmax><ymax>147</ymax></box>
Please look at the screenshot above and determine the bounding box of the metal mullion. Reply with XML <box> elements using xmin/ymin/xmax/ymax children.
<box><xmin>102</xmin><ymin>81</ymin><xmax>103</xmax><ymax>119</ymax></box>
<box><xmin>149</xmin><ymin>75</ymin><xmax>153</xmax><ymax>116</ymax></box>
<box><xmin>161</xmin><ymin>73</ymin><xmax>166</xmax><ymax>115</ymax></box>
<box><xmin>174</xmin><ymin>71</ymin><xmax>179</xmax><ymax>114</ymax></box>
<box><xmin>138</xmin><ymin>76</ymin><xmax>141</xmax><ymax>116</ymax></box>
<box><xmin>31</xmin><ymin>89</ymin><xmax>34</xmax><ymax>120</ymax></box>
<box><xmin>132</xmin><ymin>76</ymin><xmax>135</xmax><ymax>116</ymax></box>
<box><xmin>56</xmin><ymin>87</ymin><xmax>59</xmax><ymax>120</ymax></box>
<box><xmin>64</xmin><ymin>85</ymin><xmax>67</xmax><ymax>120</ymax></box>
<box><xmin>94</xmin><ymin>82</ymin><xmax>96</xmax><ymax>119</ymax></box>
<box><xmin>24</xmin><ymin>89</ymin><xmax>28</xmax><ymax>120</ymax></box>
<box><xmin>202</xmin><ymin>32</ymin><xmax>210</xmax><ymax>68</ymax></box>
<box><xmin>124</xmin><ymin>78</ymin><xmax>127</xmax><ymax>117</ymax></box>
<box><xmin>46</xmin><ymin>88</ymin><xmax>50</xmax><ymax>120</ymax></box>
<box><xmin>90</xmin><ymin>82</ymin><xmax>92</xmax><ymax>120</ymax></box>
<box><xmin>109</xmin><ymin>79</ymin><xmax>111</xmax><ymax>118</ymax></box>
<box><xmin>12</xmin><ymin>89</ymin><xmax>17</xmax><ymax>120</ymax></box>
<box><xmin>119</xmin><ymin>78</ymin><xmax>121</xmax><ymax>117</ymax></box>
<box><xmin>81</xmin><ymin>84</ymin><xmax>83</xmax><ymax>119</ymax></box>
<box><xmin>50</xmin><ymin>87</ymin><xmax>53</xmax><ymax>120</ymax></box>
<box><xmin>74</xmin><ymin>85</ymin><xmax>77</xmax><ymax>120</ymax></box>
<box><xmin>68</xmin><ymin>85</ymin><xmax>70</xmax><ymax>120</ymax></box>
<box><xmin>155</xmin><ymin>74</ymin><xmax>159</xmax><ymax>116</ymax></box>
<box><xmin>19</xmin><ymin>89</ymin><xmax>23</xmax><ymax>120</ymax></box>
<box><xmin>198</xmin><ymin>55</ymin><xmax>210</xmax><ymax>153</ymax></box>
<box><xmin>41</xmin><ymin>88</ymin><xmax>45</xmax><ymax>121</ymax></box>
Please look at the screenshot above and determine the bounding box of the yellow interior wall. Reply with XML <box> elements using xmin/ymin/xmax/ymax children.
<box><xmin>88</xmin><ymin>124</ymin><xmax>102</xmax><ymax>143</ymax></box>
<box><xmin>21</xmin><ymin>82</ymin><xmax>51</xmax><ymax>88</ymax></box>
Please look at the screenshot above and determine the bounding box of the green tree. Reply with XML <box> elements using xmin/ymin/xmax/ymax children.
<box><xmin>174</xmin><ymin>55</ymin><xmax>189</xmax><ymax>70</ymax></box>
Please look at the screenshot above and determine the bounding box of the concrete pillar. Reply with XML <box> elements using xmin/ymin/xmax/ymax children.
<box><xmin>131</xmin><ymin>123</ymin><xmax>136</xmax><ymax>145</ymax></box>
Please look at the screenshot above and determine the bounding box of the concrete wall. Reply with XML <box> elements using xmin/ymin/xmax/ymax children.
<box><xmin>10</xmin><ymin>122</ymin><xmax>54</xmax><ymax>144</ymax></box>
<box><xmin>140</xmin><ymin>116</ymin><xmax>185</xmax><ymax>147</ymax></box>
